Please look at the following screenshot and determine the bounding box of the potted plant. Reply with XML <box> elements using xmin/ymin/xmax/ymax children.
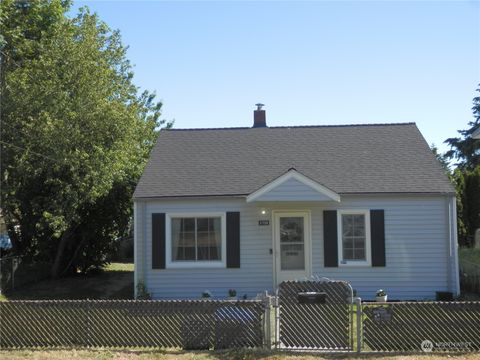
<box><xmin>201</xmin><ymin>290</ymin><xmax>212</xmax><ymax>299</ymax></box>
<box><xmin>376</xmin><ymin>289</ymin><xmax>387</xmax><ymax>302</ymax></box>
<box><xmin>228</xmin><ymin>289</ymin><xmax>237</xmax><ymax>300</ymax></box>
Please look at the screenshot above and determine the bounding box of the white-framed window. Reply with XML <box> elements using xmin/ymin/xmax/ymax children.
<box><xmin>165</xmin><ymin>212</ymin><xmax>226</xmax><ymax>268</ymax></box>
<box><xmin>337</xmin><ymin>210</ymin><xmax>371</xmax><ymax>266</ymax></box>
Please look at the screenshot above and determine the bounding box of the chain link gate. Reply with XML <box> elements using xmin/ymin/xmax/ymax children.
<box><xmin>275</xmin><ymin>278</ymin><xmax>354</xmax><ymax>351</ymax></box>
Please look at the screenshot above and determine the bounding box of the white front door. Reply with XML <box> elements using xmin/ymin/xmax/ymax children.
<box><xmin>273</xmin><ymin>211</ymin><xmax>311</xmax><ymax>285</ymax></box>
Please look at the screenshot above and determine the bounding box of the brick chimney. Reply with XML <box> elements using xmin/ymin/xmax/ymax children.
<box><xmin>253</xmin><ymin>103</ymin><xmax>266</xmax><ymax>128</ymax></box>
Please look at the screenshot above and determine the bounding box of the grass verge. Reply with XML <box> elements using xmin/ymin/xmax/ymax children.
<box><xmin>0</xmin><ymin>349</ymin><xmax>479</xmax><ymax>360</ymax></box>
<box><xmin>459</xmin><ymin>248</ymin><xmax>480</xmax><ymax>265</ymax></box>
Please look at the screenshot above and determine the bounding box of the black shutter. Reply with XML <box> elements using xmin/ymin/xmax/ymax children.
<box><xmin>226</xmin><ymin>212</ymin><xmax>240</xmax><ymax>268</ymax></box>
<box><xmin>152</xmin><ymin>213</ymin><xmax>166</xmax><ymax>269</ymax></box>
<box><xmin>323</xmin><ymin>210</ymin><xmax>338</xmax><ymax>267</ymax></box>
<box><xmin>371</xmin><ymin>209</ymin><xmax>386</xmax><ymax>267</ymax></box>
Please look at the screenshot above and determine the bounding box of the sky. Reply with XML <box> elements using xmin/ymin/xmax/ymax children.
<box><xmin>70</xmin><ymin>1</ymin><xmax>480</xmax><ymax>154</ymax></box>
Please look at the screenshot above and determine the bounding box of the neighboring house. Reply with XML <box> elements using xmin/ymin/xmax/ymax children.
<box><xmin>472</xmin><ymin>127</ymin><xmax>480</xmax><ymax>139</ymax></box>
<box><xmin>0</xmin><ymin>210</ymin><xmax>12</xmax><ymax>253</ymax></box>
<box><xmin>133</xmin><ymin>105</ymin><xmax>459</xmax><ymax>300</ymax></box>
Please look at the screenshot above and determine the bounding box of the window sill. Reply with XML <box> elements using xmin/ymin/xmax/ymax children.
<box><xmin>338</xmin><ymin>261</ymin><xmax>371</xmax><ymax>267</ymax></box>
<box><xmin>165</xmin><ymin>261</ymin><xmax>226</xmax><ymax>269</ymax></box>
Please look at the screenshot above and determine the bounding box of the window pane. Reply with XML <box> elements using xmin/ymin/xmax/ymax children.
<box><xmin>342</xmin><ymin>214</ymin><xmax>366</xmax><ymax>261</ymax></box>
<box><xmin>198</xmin><ymin>217</ymin><xmax>221</xmax><ymax>261</ymax></box>
<box><xmin>182</xmin><ymin>218</ymin><xmax>195</xmax><ymax>232</ymax></box>
<box><xmin>354</xmin><ymin>237</ymin><xmax>365</xmax><ymax>247</ymax></box>
<box><xmin>353</xmin><ymin>215</ymin><xmax>364</xmax><ymax>226</ymax></box>
<box><xmin>343</xmin><ymin>237</ymin><xmax>354</xmax><ymax>249</ymax></box>
<box><xmin>171</xmin><ymin>218</ymin><xmax>182</xmax><ymax>260</ymax></box>
<box><xmin>354</xmin><ymin>247</ymin><xmax>365</xmax><ymax>260</ymax></box>
<box><xmin>343</xmin><ymin>248</ymin><xmax>354</xmax><ymax>260</ymax></box>
<box><xmin>197</xmin><ymin>218</ymin><xmax>209</xmax><ymax>232</ymax></box>
<box><xmin>176</xmin><ymin>232</ymin><xmax>195</xmax><ymax>261</ymax></box>
<box><xmin>353</xmin><ymin>215</ymin><xmax>365</xmax><ymax>236</ymax></box>
<box><xmin>183</xmin><ymin>246</ymin><xmax>195</xmax><ymax>260</ymax></box>
<box><xmin>172</xmin><ymin>218</ymin><xmax>195</xmax><ymax>261</ymax></box>
<box><xmin>342</xmin><ymin>215</ymin><xmax>353</xmax><ymax>236</ymax></box>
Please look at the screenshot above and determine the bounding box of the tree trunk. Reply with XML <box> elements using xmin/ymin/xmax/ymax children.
<box><xmin>60</xmin><ymin>233</ymin><xmax>87</xmax><ymax>277</ymax></box>
<box><xmin>51</xmin><ymin>229</ymin><xmax>73</xmax><ymax>278</ymax></box>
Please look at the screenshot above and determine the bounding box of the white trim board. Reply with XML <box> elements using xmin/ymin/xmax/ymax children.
<box><xmin>246</xmin><ymin>169</ymin><xmax>341</xmax><ymax>203</ymax></box>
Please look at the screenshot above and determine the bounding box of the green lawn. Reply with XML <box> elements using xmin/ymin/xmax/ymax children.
<box><xmin>0</xmin><ymin>262</ymin><xmax>133</xmax><ymax>301</ymax></box>
<box><xmin>459</xmin><ymin>247</ymin><xmax>480</xmax><ymax>265</ymax></box>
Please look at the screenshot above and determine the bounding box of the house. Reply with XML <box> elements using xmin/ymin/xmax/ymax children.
<box><xmin>0</xmin><ymin>210</ymin><xmax>12</xmax><ymax>254</ymax></box>
<box><xmin>473</xmin><ymin>127</ymin><xmax>480</xmax><ymax>139</ymax></box>
<box><xmin>133</xmin><ymin>105</ymin><xmax>459</xmax><ymax>300</ymax></box>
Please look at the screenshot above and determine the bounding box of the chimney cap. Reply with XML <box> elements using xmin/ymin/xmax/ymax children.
<box><xmin>255</xmin><ymin>103</ymin><xmax>265</xmax><ymax>111</ymax></box>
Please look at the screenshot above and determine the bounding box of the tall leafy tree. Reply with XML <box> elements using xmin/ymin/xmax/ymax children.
<box><xmin>0</xmin><ymin>0</ymin><xmax>170</xmax><ymax>277</ymax></box>
<box><xmin>445</xmin><ymin>85</ymin><xmax>480</xmax><ymax>169</ymax></box>
<box><xmin>453</xmin><ymin>167</ymin><xmax>480</xmax><ymax>246</ymax></box>
<box><xmin>444</xmin><ymin>85</ymin><xmax>480</xmax><ymax>246</ymax></box>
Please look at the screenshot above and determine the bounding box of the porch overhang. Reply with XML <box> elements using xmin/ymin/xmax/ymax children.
<box><xmin>246</xmin><ymin>168</ymin><xmax>341</xmax><ymax>203</ymax></box>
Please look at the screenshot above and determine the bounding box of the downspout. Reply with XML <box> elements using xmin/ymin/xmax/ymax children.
<box><xmin>133</xmin><ymin>200</ymin><xmax>147</xmax><ymax>298</ymax></box>
<box><xmin>133</xmin><ymin>201</ymin><xmax>138</xmax><ymax>298</ymax></box>
<box><xmin>449</xmin><ymin>196</ymin><xmax>460</xmax><ymax>296</ymax></box>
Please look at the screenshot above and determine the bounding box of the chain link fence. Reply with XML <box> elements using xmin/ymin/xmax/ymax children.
<box><xmin>361</xmin><ymin>301</ymin><xmax>480</xmax><ymax>352</ymax></box>
<box><xmin>0</xmin><ymin>299</ymin><xmax>266</xmax><ymax>349</ymax></box>
<box><xmin>2</xmin><ymin>281</ymin><xmax>480</xmax><ymax>353</ymax></box>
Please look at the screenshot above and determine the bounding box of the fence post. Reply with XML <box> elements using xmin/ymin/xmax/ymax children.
<box><xmin>11</xmin><ymin>257</ymin><xmax>14</xmax><ymax>290</ymax></box>
<box><xmin>263</xmin><ymin>291</ymin><xmax>272</xmax><ymax>349</ymax></box>
<box><xmin>274</xmin><ymin>288</ymin><xmax>280</xmax><ymax>349</ymax></box>
<box><xmin>355</xmin><ymin>297</ymin><xmax>362</xmax><ymax>353</ymax></box>
<box><xmin>85</xmin><ymin>300</ymin><xmax>90</xmax><ymax>347</ymax></box>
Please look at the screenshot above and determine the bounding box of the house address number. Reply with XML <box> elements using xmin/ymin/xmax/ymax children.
<box><xmin>258</xmin><ymin>220</ymin><xmax>270</xmax><ymax>226</ymax></box>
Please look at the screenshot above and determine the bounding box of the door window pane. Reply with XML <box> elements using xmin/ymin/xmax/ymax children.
<box><xmin>279</xmin><ymin>217</ymin><xmax>305</xmax><ymax>270</ymax></box>
<box><xmin>280</xmin><ymin>244</ymin><xmax>305</xmax><ymax>270</ymax></box>
<box><xmin>280</xmin><ymin>217</ymin><xmax>304</xmax><ymax>243</ymax></box>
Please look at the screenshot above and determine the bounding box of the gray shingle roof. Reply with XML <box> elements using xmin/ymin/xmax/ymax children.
<box><xmin>133</xmin><ymin>123</ymin><xmax>454</xmax><ymax>199</ymax></box>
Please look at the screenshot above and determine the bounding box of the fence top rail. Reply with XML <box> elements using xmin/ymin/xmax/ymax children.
<box><xmin>0</xmin><ymin>298</ymin><xmax>264</xmax><ymax>304</ymax></box>
<box><xmin>362</xmin><ymin>300</ymin><xmax>480</xmax><ymax>305</ymax></box>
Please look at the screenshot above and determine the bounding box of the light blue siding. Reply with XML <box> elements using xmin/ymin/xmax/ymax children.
<box><xmin>140</xmin><ymin>199</ymin><xmax>272</xmax><ymax>299</ymax></box>
<box><xmin>135</xmin><ymin>195</ymin><xmax>456</xmax><ymax>300</ymax></box>
<box><xmin>253</xmin><ymin>177</ymin><xmax>334</xmax><ymax>202</ymax></box>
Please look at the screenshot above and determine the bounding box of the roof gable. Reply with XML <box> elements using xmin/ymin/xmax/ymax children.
<box><xmin>246</xmin><ymin>169</ymin><xmax>340</xmax><ymax>202</ymax></box>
